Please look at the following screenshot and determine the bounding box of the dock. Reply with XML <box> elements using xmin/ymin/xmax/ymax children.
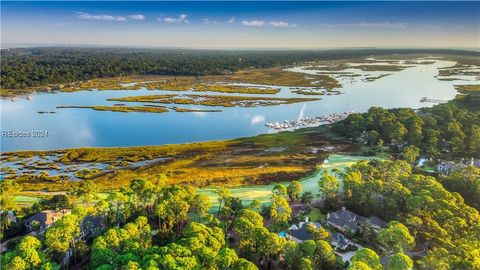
<box><xmin>265</xmin><ymin>112</ymin><xmax>354</xmax><ymax>131</ymax></box>
<box><xmin>420</xmin><ymin>97</ymin><xmax>448</xmax><ymax>104</ymax></box>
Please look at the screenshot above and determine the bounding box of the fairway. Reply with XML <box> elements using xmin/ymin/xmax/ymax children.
<box><xmin>200</xmin><ymin>154</ymin><xmax>384</xmax><ymax>208</ymax></box>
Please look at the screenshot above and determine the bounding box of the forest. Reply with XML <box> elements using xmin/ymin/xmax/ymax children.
<box><xmin>2</xmin><ymin>160</ymin><xmax>479</xmax><ymax>269</ymax></box>
<box><xmin>332</xmin><ymin>95</ymin><xmax>480</xmax><ymax>159</ymax></box>
<box><xmin>1</xmin><ymin>47</ymin><xmax>478</xmax><ymax>89</ymax></box>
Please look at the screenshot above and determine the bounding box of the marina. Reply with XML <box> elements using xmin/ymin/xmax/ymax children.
<box><xmin>420</xmin><ymin>97</ymin><xmax>449</xmax><ymax>104</ymax></box>
<box><xmin>265</xmin><ymin>112</ymin><xmax>354</xmax><ymax>131</ymax></box>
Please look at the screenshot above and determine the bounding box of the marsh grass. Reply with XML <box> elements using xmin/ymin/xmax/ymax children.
<box><xmin>4</xmin><ymin>126</ymin><xmax>357</xmax><ymax>192</ymax></box>
<box><xmin>108</xmin><ymin>94</ymin><xmax>320</xmax><ymax>107</ymax></box>
<box><xmin>56</xmin><ymin>105</ymin><xmax>169</xmax><ymax>113</ymax></box>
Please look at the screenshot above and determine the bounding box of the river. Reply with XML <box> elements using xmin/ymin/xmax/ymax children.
<box><xmin>0</xmin><ymin>59</ymin><xmax>474</xmax><ymax>152</ymax></box>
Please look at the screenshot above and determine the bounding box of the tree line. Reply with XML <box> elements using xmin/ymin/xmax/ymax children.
<box><xmin>2</xmin><ymin>47</ymin><xmax>478</xmax><ymax>89</ymax></box>
<box><xmin>332</xmin><ymin>96</ymin><xmax>480</xmax><ymax>158</ymax></box>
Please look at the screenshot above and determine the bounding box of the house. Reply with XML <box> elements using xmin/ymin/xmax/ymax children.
<box><xmin>331</xmin><ymin>232</ymin><xmax>351</xmax><ymax>250</ymax></box>
<box><xmin>1</xmin><ymin>210</ymin><xmax>17</xmax><ymax>223</ymax></box>
<box><xmin>286</xmin><ymin>218</ymin><xmax>354</xmax><ymax>251</ymax></box>
<box><xmin>327</xmin><ymin>207</ymin><xmax>387</xmax><ymax>234</ymax></box>
<box><xmin>437</xmin><ymin>161</ymin><xmax>455</xmax><ymax>174</ymax></box>
<box><xmin>286</xmin><ymin>217</ymin><xmax>322</xmax><ymax>243</ymax></box>
<box><xmin>367</xmin><ymin>216</ymin><xmax>388</xmax><ymax>232</ymax></box>
<box><xmin>327</xmin><ymin>208</ymin><xmax>366</xmax><ymax>234</ymax></box>
<box><xmin>24</xmin><ymin>209</ymin><xmax>71</xmax><ymax>232</ymax></box>
<box><xmin>437</xmin><ymin>161</ymin><xmax>467</xmax><ymax>175</ymax></box>
<box><xmin>470</xmin><ymin>158</ymin><xmax>480</xmax><ymax>167</ymax></box>
<box><xmin>81</xmin><ymin>214</ymin><xmax>106</xmax><ymax>239</ymax></box>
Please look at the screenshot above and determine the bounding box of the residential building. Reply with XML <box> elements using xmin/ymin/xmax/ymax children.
<box><xmin>437</xmin><ymin>161</ymin><xmax>468</xmax><ymax>175</ymax></box>
<box><xmin>286</xmin><ymin>218</ymin><xmax>322</xmax><ymax>243</ymax></box>
<box><xmin>331</xmin><ymin>232</ymin><xmax>351</xmax><ymax>250</ymax></box>
<box><xmin>24</xmin><ymin>209</ymin><xmax>71</xmax><ymax>232</ymax></box>
<box><xmin>81</xmin><ymin>214</ymin><xmax>106</xmax><ymax>239</ymax></box>
<box><xmin>326</xmin><ymin>207</ymin><xmax>387</xmax><ymax>234</ymax></box>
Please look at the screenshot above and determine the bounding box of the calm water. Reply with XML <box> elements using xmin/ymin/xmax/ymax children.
<box><xmin>0</xmin><ymin>59</ymin><xmax>474</xmax><ymax>152</ymax></box>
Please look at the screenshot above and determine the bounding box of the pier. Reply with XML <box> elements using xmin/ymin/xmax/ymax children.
<box><xmin>265</xmin><ymin>112</ymin><xmax>354</xmax><ymax>131</ymax></box>
<box><xmin>420</xmin><ymin>97</ymin><xmax>448</xmax><ymax>104</ymax></box>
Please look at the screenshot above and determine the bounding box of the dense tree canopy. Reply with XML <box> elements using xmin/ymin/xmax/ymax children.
<box><xmin>333</xmin><ymin>101</ymin><xmax>480</xmax><ymax>158</ymax></box>
<box><xmin>341</xmin><ymin>159</ymin><xmax>480</xmax><ymax>269</ymax></box>
<box><xmin>2</xmin><ymin>47</ymin><xmax>477</xmax><ymax>89</ymax></box>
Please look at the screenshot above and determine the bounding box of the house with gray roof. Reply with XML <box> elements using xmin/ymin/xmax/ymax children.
<box><xmin>327</xmin><ymin>207</ymin><xmax>366</xmax><ymax>233</ymax></box>
<box><xmin>327</xmin><ymin>207</ymin><xmax>387</xmax><ymax>234</ymax></box>
<box><xmin>331</xmin><ymin>232</ymin><xmax>351</xmax><ymax>250</ymax></box>
<box><xmin>286</xmin><ymin>217</ymin><xmax>322</xmax><ymax>243</ymax></box>
<box><xmin>81</xmin><ymin>214</ymin><xmax>106</xmax><ymax>239</ymax></box>
<box><xmin>24</xmin><ymin>209</ymin><xmax>71</xmax><ymax>232</ymax></box>
<box><xmin>368</xmin><ymin>216</ymin><xmax>388</xmax><ymax>232</ymax></box>
<box><xmin>437</xmin><ymin>161</ymin><xmax>467</xmax><ymax>175</ymax></box>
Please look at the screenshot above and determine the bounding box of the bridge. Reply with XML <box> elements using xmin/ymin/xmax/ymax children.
<box><xmin>420</xmin><ymin>97</ymin><xmax>448</xmax><ymax>104</ymax></box>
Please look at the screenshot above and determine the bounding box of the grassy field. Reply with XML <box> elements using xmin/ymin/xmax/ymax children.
<box><xmin>199</xmin><ymin>153</ymin><xmax>386</xmax><ymax>208</ymax></box>
<box><xmin>15</xmin><ymin>195</ymin><xmax>42</xmax><ymax>208</ymax></box>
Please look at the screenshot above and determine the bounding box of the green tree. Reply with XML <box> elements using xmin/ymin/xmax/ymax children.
<box><xmin>418</xmin><ymin>247</ymin><xmax>451</xmax><ymax>270</ymax></box>
<box><xmin>14</xmin><ymin>236</ymin><xmax>43</xmax><ymax>268</ymax></box>
<box><xmin>366</xmin><ymin>130</ymin><xmax>380</xmax><ymax>146</ymax></box>
<box><xmin>350</xmin><ymin>248</ymin><xmax>382</xmax><ymax>270</ymax></box>
<box><xmin>301</xmin><ymin>191</ymin><xmax>314</xmax><ymax>206</ymax></box>
<box><xmin>272</xmin><ymin>184</ymin><xmax>287</xmax><ymax>197</ymax></box>
<box><xmin>107</xmin><ymin>191</ymin><xmax>129</xmax><ymax>227</ymax></box>
<box><xmin>129</xmin><ymin>178</ymin><xmax>154</xmax><ymax>211</ymax></box>
<box><xmin>0</xmin><ymin>179</ymin><xmax>20</xmax><ymax>210</ymax></box>
<box><xmin>269</xmin><ymin>194</ymin><xmax>292</xmax><ymax>229</ymax></box>
<box><xmin>287</xmin><ymin>181</ymin><xmax>303</xmax><ymax>202</ymax></box>
<box><xmin>401</xmin><ymin>145</ymin><xmax>420</xmax><ymax>165</ymax></box>
<box><xmin>248</xmin><ymin>199</ymin><xmax>261</xmax><ymax>211</ymax></box>
<box><xmin>6</xmin><ymin>256</ymin><xmax>28</xmax><ymax>270</ymax></box>
<box><xmin>191</xmin><ymin>194</ymin><xmax>212</xmax><ymax>222</ymax></box>
<box><xmin>318</xmin><ymin>170</ymin><xmax>339</xmax><ymax>199</ymax></box>
<box><xmin>45</xmin><ymin>214</ymin><xmax>81</xmax><ymax>265</ymax></box>
<box><xmin>69</xmin><ymin>180</ymin><xmax>98</xmax><ymax>205</ymax></box>
<box><xmin>233</xmin><ymin>258</ymin><xmax>259</xmax><ymax>270</ymax></box>
<box><xmin>216</xmin><ymin>188</ymin><xmax>231</xmax><ymax>218</ymax></box>
<box><xmin>388</xmin><ymin>253</ymin><xmax>413</xmax><ymax>270</ymax></box>
<box><xmin>217</xmin><ymin>247</ymin><xmax>239</xmax><ymax>270</ymax></box>
<box><xmin>299</xmin><ymin>258</ymin><xmax>314</xmax><ymax>270</ymax></box>
<box><xmin>348</xmin><ymin>261</ymin><xmax>372</xmax><ymax>270</ymax></box>
<box><xmin>378</xmin><ymin>221</ymin><xmax>415</xmax><ymax>254</ymax></box>
<box><xmin>468</xmin><ymin>124</ymin><xmax>480</xmax><ymax>155</ymax></box>
<box><xmin>306</xmin><ymin>223</ymin><xmax>331</xmax><ymax>242</ymax></box>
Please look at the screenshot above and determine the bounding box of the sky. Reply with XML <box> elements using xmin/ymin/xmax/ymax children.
<box><xmin>1</xmin><ymin>1</ymin><xmax>479</xmax><ymax>49</ymax></box>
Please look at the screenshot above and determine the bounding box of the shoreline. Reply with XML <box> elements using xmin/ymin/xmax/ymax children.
<box><xmin>2</xmin><ymin>125</ymin><xmax>361</xmax><ymax>193</ymax></box>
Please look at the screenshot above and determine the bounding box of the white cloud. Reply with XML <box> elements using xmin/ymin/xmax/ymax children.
<box><xmin>227</xmin><ymin>17</ymin><xmax>236</xmax><ymax>24</ymax></box>
<box><xmin>251</xmin><ymin>115</ymin><xmax>266</xmax><ymax>125</ymax></box>
<box><xmin>242</xmin><ymin>20</ymin><xmax>265</xmax><ymax>27</ymax></box>
<box><xmin>161</xmin><ymin>14</ymin><xmax>189</xmax><ymax>24</ymax></box>
<box><xmin>242</xmin><ymin>20</ymin><xmax>297</xmax><ymax>28</ymax></box>
<box><xmin>322</xmin><ymin>22</ymin><xmax>407</xmax><ymax>29</ymax></box>
<box><xmin>127</xmin><ymin>14</ymin><xmax>145</xmax><ymax>21</ymax></box>
<box><xmin>203</xmin><ymin>18</ymin><xmax>217</xmax><ymax>24</ymax></box>
<box><xmin>268</xmin><ymin>21</ymin><xmax>296</xmax><ymax>28</ymax></box>
<box><xmin>76</xmin><ymin>12</ymin><xmax>145</xmax><ymax>22</ymax></box>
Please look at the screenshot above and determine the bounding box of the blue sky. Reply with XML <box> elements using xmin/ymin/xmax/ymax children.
<box><xmin>1</xmin><ymin>1</ymin><xmax>479</xmax><ymax>48</ymax></box>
